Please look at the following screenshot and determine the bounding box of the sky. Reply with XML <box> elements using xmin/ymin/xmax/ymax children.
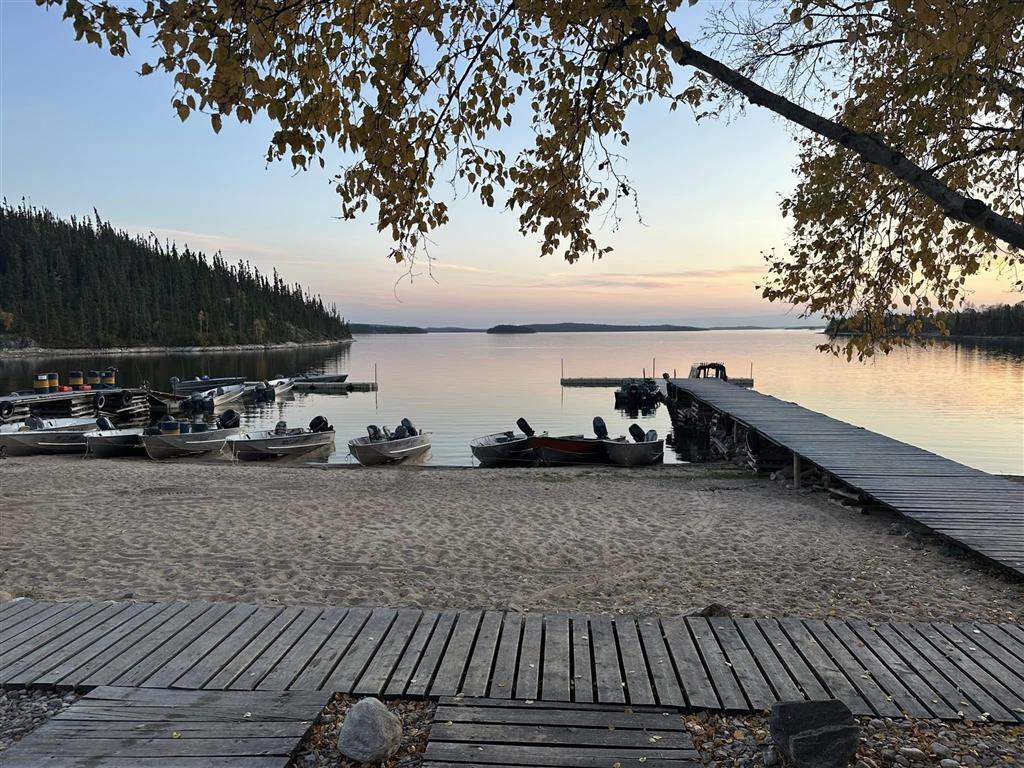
<box><xmin>0</xmin><ymin>2</ymin><xmax>1016</xmax><ymax>327</ymax></box>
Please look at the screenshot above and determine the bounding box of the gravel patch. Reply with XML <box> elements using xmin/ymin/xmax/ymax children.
<box><xmin>685</xmin><ymin>712</ymin><xmax>1024</xmax><ymax>767</ymax></box>
<box><xmin>0</xmin><ymin>689</ymin><xmax>79</xmax><ymax>752</ymax></box>
<box><xmin>288</xmin><ymin>694</ymin><xmax>434</xmax><ymax>767</ymax></box>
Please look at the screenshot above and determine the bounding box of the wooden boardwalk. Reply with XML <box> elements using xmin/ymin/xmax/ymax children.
<box><xmin>664</xmin><ymin>378</ymin><xmax>1024</xmax><ymax>575</ymax></box>
<box><xmin>3</xmin><ymin>600</ymin><xmax>1024</xmax><ymax>723</ymax></box>
<box><xmin>1</xmin><ymin>686</ymin><xmax>330</xmax><ymax>767</ymax></box>
<box><xmin>423</xmin><ymin>697</ymin><xmax>699</xmax><ymax>767</ymax></box>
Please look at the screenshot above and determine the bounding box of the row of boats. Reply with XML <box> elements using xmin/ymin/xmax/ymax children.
<box><xmin>470</xmin><ymin>417</ymin><xmax>664</xmax><ymax>467</ymax></box>
<box><xmin>0</xmin><ymin>413</ymin><xmax>336</xmax><ymax>461</ymax></box>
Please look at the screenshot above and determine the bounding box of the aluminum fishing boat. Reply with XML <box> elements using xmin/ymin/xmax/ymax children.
<box><xmin>530</xmin><ymin>416</ymin><xmax>615</xmax><ymax>466</ymax></box>
<box><xmin>170</xmin><ymin>375</ymin><xmax>246</xmax><ymax>394</ymax></box>
<box><xmin>85</xmin><ymin>427</ymin><xmax>147</xmax><ymax>458</ymax></box>
<box><xmin>141</xmin><ymin>410</ymin><xmax>241</xmax><ymax>460</ymax></box>
<box><xmin>294</xmin><ymin>372</ymin><xmax>348</xmax><ymax>383</ymax></box>
<box><xmin>604</xmin><ymin>424</ymin><xmax>664</xmax><ymax>467</ymax></box>
<box><xmin>349</xmin><ymin>419</ymin><xmax>431</xmax><ymax>465</ymax></box>
<box><xmin>0</xmin><ymin>417</ymin><xmax>102</xmax><ymax>457</ymax></box>
<box><xmin>228</xmin><ymin>417</ymin><xmax>335</xmax><ymax>460</ymax></box>
<box><xmin>182</xmin><ymin>383</ymin><xmax>247</xmax><ymax>413</ymax></box>
<box><xmin>470</xmin><ymin>418</ymin><xmax>538</xmax><ymax>467</ymax></box>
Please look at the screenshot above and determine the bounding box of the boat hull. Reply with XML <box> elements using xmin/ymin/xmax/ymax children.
<box><xmin>605</xmin><ymin>439</ymin><xmax>665</xmax><ymax>467</ymax></box>
<box><xmin>295</xmin><ymin>374</ymin><xmax>348</xmax><ymax>383</ymax></box>
<box><xmin>348</xmin><ymin>433</ymin><xmax>431</xmax><ymax>465</ymax></box>
<box><xmin>85</xmin><ymin>430</ymin><xmax>146</xmax><ymax>458</ymax></box>
<box><xmin>142</xmin><ymin>427</ymin><xmax>239</xmax><ymax>460</ymax></box>
<box><xmin>0</xmin><ymin>430</ymin><xmax>88</xmax><ymax>456</ymax></box>
<box><xmin>470</xmin><ymin>432</ymin><xmax>536</xmax><ymax>467</ymax></box>
<box><xmin>172</xmin><ymin>377</ymin><xmax>246</xmax><ymax>394</ymax></box>
<box><xmin>530</xmin><ymin>435</ymin><xmax>610</xmax><ymax>466</ymax></box>
<box><xmin>229</xmin><ymin>429</ymin><xmax>334</xmax><ymax>460</ymax></box>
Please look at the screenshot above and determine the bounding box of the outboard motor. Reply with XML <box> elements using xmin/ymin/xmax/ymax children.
<box><xmin>593</xmin><ymin>416</ymin><xmax>609</xmax><ymax>440</ymax></box>
<box><xmin>25</xmin><ymin>416</ymin><xmax>44</xmax><ymax>430</ymax></box>
<box><xmin>628</xmin><ymin>424</ymin><xmax>647</xmax><ymax>443</ymax></box>
<box><xmin>400</xmin><ymin>418</ymin><xmax>418</xmax><ymax>436</ymax></box>
<box><xmin>274</xmin><ymin>420</ymin><xmax>288</xmax><ymax>435</ymax></box>
<box><xmin>96</xmin><ymin>416</ymin><xmax>116</xmax><ymax>431</ymax></box>
<box><xmin>392</xmin><ymin>424</ymin><xmax>409</xmax><ymax>439</ymax></box>
<box><xmin>309</xmin><ymin>416</ymin><xmax>332</xmax><ymax>433</ymax></box>
<box><xmin>645</xmin><ymin>429</ymin><xmax>658</xmax><ymax>442</ymax></box>
<box><xmin>515</xmin><ymin>417</ymin><xmax>535</xmax><ymax>437</ymax></box>
<box><xmin>186</xmin><ymin>392</ymin><xmax>205</xmax><ymax>412</ymax></box>
<box><xmin>216</xmin><ymin>409</ymin><xmax>241</xmax><ymax>430</ymax></box>
<box><xmin>367</xmin><ymin>424</ymin><xmax>383</xmax><ymax>442</ymax></box>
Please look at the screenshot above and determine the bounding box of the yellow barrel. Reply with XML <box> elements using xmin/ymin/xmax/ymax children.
<box><xmin>68</xmin><ymin>371</ymin><xmax>84</xmax><ymax>389</ymax></box>
<box><xmin>47</xmin><ymin>372</ymin><xmax>59</xmax><ymax>393</ymax></box>
<box><xmin>86</xmin><ymin>370</ymin><xmax>101</xmax><ymax>386</ymax></box>
<box><xmin>160</xmin><ymin>419</ymin><xmax>180</xmax><ymax>435</ymax></box>
<box><xmin>102</xmin><ymin>370</ymin><xmax>116</xmax><ymax>387</ymax></box>
<box><xmin>33</xmin><ymin>374</ymin><xmax>49</xmax><ymax>392</ymax></box>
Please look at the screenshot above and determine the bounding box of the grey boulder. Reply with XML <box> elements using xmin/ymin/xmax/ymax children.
<box><xmin>337</xmin><ymin>697</ymin><xmax>402</xmax><ymax>764</ymax></box>
<box><xmin>769</xmin><ymin>700</ymin><xmax>859</xmax><ymax>768</ymax></box>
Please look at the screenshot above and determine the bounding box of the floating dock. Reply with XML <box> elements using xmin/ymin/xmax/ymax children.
<box><xmin>663</xmin><ymin>378</ymin><xmax>1024</xmax><ymax>576</ymax></box>
<box><xmin>561</xmin><ymin>376</ymin><xmax>754</xmax><ymax>389</ymax></box>
<box><xmin>292</xmin><ymin>381</ymin><xmax>377</xmax><ymax>393</ymax></box>
<box><xmin>0</xmin><ymin>388</ymin><xmax>156</xmax><ymax>425</ymax></box>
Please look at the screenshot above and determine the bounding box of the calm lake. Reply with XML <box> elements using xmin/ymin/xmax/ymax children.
<box><xmin>2</xmin><ymin>330</ymin><xmax>1022</xmax><ymax>473</ymax></box>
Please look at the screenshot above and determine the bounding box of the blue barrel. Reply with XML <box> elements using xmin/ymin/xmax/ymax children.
<box><xmin>47</xmin><ymin>372</ymin><xmax>59</xmax><ymax>393</ymax></box>
<box><xmin>178</xmin><ymin>421</ymin><xmax>191</xmax><ymax>434</ymax></box>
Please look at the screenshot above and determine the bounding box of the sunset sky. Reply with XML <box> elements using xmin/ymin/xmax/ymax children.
<box><xmin>1</xmin><ymin>2</ymin><xmax>1016</xmax><ymax>327</ymax></box>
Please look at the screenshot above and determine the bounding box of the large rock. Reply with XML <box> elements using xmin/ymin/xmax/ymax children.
<box><xmin>337</xmin><ymin>697</ymin><xmax>402</xmax><ymax>764</ymax></box>
<box><xmin>769</xmin><ymin>700</ymin><xmax>859</xmax><ymax>768</ymax></box>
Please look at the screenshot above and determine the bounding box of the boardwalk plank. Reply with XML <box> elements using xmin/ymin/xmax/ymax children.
<box><xmin>171</xmin><ymin>606</ymin><xmax>282</xmax><ymax>690</ymax></box>
<box><xmin>431</xmin><ymin>610</ymin><xmax>482</xmax><ymax>697</ymax></box>
<box><xmin>286</xmin><ymin>607</ymin><xmax>368</xmax><ymax>691</ymax></box>
<box><xmin>405</xmin><ymin>611</ymin><xmax>458</xmax><ymax>698</ymax></box>
<box><xmin>777</xmin><ymin>618</ymin><xmax>868</xmax><ymax>714</ymax></box>
<box><xmin>206</xmin><ymin>606</ymin><xmax>305</xmax><ymax>690</ymax></box>
<box><xmin>461</xmin><ymin>610</ymin><xmax>503</xmax><ymax>698</ymax></box>
<box><xmin>487</xmin><ymin>612</ymin><xmax>522</xmax><ymax>700</ymax></box>
<box><xmin>514</xmin><ymin>613</ymin><xmax>544</xmax><ymax>700</ymax></box>
<box><xmin>569</xmin><ymin>614</ymin><xmax>594</xmax><ymax>704</ymax></box>
<box><xmin>256</xmin><ymin>607</ymin><xmax>348</xmax><ymax>691</ymax></box>
<box><xmin>228</xmin><ymin>607</ymin><xmax>322</xmax><ymax>691</ymax></box>
<box><xmin>687</xmin><ymin>618</ymin><xmax>746</xmax><ymax>710</ymax></box>
<box><xmin>588</xmin><ymin>615</ymin><xmax>625</xmax><ymax>704</ymax></box>
<box><xmin>733</xmin><ymin>619</ymin><xmax>804</xmax><ymax>703</ymax></box>
<box><xmin>321</xmin><ymin>607</ymin><xmax>395</xmax><ymax>692</ymax></box>
<box><xmin>541</xmin><ymin>613</ymin><xmax>571</xmax><ymax>702</ymax></box>
<box><xmin>615</xmin><ymin>617</ymin><xmax>656</xmax><ymax>706</ymax></box>
<box><xmin>709</xmin><ymin>619</ymin><xmax>776</xmax><ymax>710</ymax></box>
<box><xmin>385</xmin><ymin>610</ymin><xmax>441</xmax><ymax>697</ymax></box>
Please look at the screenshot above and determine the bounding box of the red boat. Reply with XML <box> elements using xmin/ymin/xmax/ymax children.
<box><xmin>529</xmin><ymin>434</ymin><xmax>610</xmax><ymax>466</ymax></box>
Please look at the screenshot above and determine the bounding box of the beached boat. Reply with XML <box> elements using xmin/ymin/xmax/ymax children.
<box><xmin>349</xmin><ymin>419</ymin><xmax>431</xmax><ymax>465</ymax></box>
<box><xmin>228</xmin><ymin>417</ymin><xmax>334</xmax><ymax>460</ymax></box>
<box><xmin>142</xmin><ymin>410</ymin><xmax>241</xmax><ymax>460</ymax></box>
<box><xmin>170</xmin><ymin>375</ymin><xmax>246</xmax><ymax>395</ymax></box>
<box><xmin>294</xmin><ymin>372</ymin><xmax>348</xmax><ymax>384</ymax></box>
<box><xmin>470</xmin><ymin>418</ymin><xmax>538</xmax><ymax>467</ymax></box>
<box><xmin>530</xmin><ymin>417</ymin><xmax>615</xmax><ymax>466</ymax></box>
<box><xmin>0</xmin><ymin>416</ymin><xmax>102</xmax><ymax>457</ymax></box>
<box><xmin>605</xmin><ymin>424</ymin><xmax>664</xmax><ymax>467</ymax></box>
<box><xmin>85</xmin><ymin>427</ymin><xmax>147</xmax><ymax>458</ymax></box>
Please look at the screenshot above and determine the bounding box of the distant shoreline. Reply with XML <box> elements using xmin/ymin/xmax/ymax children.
<box><xmin>0</xmin><ymin>338</ymin><xmax>353</xmax><ymax>359</ymax></box>
<box><xmin>827</xmin><ymin>332</ymin><xmax>1023</xmax><ymax>343</ymax></box>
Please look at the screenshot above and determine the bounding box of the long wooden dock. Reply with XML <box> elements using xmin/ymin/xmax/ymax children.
<box><xmin>663</xmin><ymin>378</ymin><xmax>1024</xmax><ymax>576</ymax></box>
<box><xmin>3</xmin><ymin>600</ymin><xmax>1023</xmax><ymax>723</ymax></box>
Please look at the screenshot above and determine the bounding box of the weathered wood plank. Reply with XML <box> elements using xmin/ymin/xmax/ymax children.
<box><xmin>541</xmin><ymin>613</ymin><xmax>571</xmax><ymax>702</ymax></box>
<box><xmin>255</xmin><ymin>607</ymin><xmax>348</xmax><ymax>691</ymax></box>
<box><xmin>405</xmin><ymin>610</ymin><xmax>458</xmax><ymax>698</ymax></box>
<box><xmin>355</xmin><ymin>608</ymin><xmax>424</xmax><ymax>696</ymax></box>
<box><xmin>228</xmin><ymin>607</ymin><xmax>323</xmax><ymax>691</ymax></box>
<box><xmin>461</xmin><ymin>610</ymin><xmax>503</xmax><ymax>698</ymax></box>
<box><xmin>661</xmin><ymin>616</ymin><xmax>718</xmax><ymax>710</ymax></box>
<box><xmin>431</xmin><ymin>610</ymin><xmax>482</xmax><ymax>697</ymax></box>
<box><xmin>384</xmin><ymin>610</ymin><xmax>442</xmax><ymax>697</ymax></box>
<box><xmin>588</xmin><ymin>615</ymin><xmax>625</xmax><ymax>704</ymax></box>
<box><xmin>514</xmin><ymin>612</ymin><xmax>544</xmax><ymax>700</ymax></box>
<box><xmin>487</xmin><ymin>612</ymin><xmax>522</xmax><ymax>700</ymax></box>
<box><xmin>637</xmin><ymin>617</ymin><xmax>685</xmax><ymax>708</ymax></box>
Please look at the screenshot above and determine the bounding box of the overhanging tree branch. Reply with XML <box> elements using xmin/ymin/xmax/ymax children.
<box><xmin>630</xmin><ymin>16</ymin><xmax>1024</xmax><ymax>251</ymax></box>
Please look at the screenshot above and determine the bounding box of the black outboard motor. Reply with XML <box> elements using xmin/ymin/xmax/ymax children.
<box><xmin>25</xmin><ymin>416</ymin><xmax>44</xmax><ymax>430</ymax></box>
<box><xmin>274</xmin><ymin>420</ymin><xmax>288</xmax><ymax>435</ymax></box>
<box><xmin>217</xmin><ymin>409</ymin><xmax>241</xmax><ymax>430</ymax></box>
<box><xmin>516</xmin><ymin>417</ymin><xmax>535</xmax><ymax>437</ymax></box>
<box><xmin>367</xmin><ymin>424</ymin><xmax>383</xmax><ymax>441</ymax></box>
<box><xmin>96</xmin><ymin>416</ymin><xmax>116</xmax><ymax>431</ymax></box>
<box><xmin>593</xmin><ymin>416</ymin><xmax>609</xmax><ymax>440</ymax></box>
<box><xmin>309</xmin><ymin>416</ymin><xmax>332</xmax><ymax>433</ymax></box>
<box><xmin>628</xmin><ymin>423</ymin><xmax>647</xmax><ymax>443</ymax></box>
<box><xmin>645</xmin><ymin>429</ymin><xmax>658</xmax><ymax>442</ymax></box>
<box><xmin>392</xmin><ymin>424</ymin><xmax>409</xmax><ymax>439</ymax></box>
<box><xmin>400</xmin><ymin>418</ymin><xmax>418</xmax><ymax>436</ymax></box>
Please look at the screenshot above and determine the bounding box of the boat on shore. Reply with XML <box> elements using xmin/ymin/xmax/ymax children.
<box><xmin>0</xmin><ymin>416</ymin><xmax>102</xmax><ymax>457</ymax></box>
<box><xmin>228</xmin><ymin>417</ymin><xmax>335</xmax><ymax>460</ymax></box>
<box><xmin>85</xmin><ymin>426</ymin><xmax>147</xmax><ymax>458</ymax></box>
<box><xmin>530</xmin><ymin>417</ymin><xmax>615</xmax><ymax>466</ymax></box>
<box><xmin>294</xmin><ymin>372</ymin><xmax>348</xmax><ymax>384</ymax></box>
<box><xmin>605</xmin><ymin>424</ymin><xmax>664</xmax><ymax>467</ymax></box>
<box><xmin>349</xmin><ymin>419</ymin><xmax>431</xmax><ymax>465</ymax></box>
<box><xmin>470</xmin><ymin>418</ymin><xmax>538</xmax><ymax>467</ymax></box>
<box><xmin>141</xmin><ymin>410</ymin><xmax>241</xmax><ymax>460</ymax></box>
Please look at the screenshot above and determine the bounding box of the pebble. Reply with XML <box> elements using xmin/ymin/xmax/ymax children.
<box><xmin>899</xmin><ymin>746</ymin><xmax>928</xmax><ymax>761</ymax></box>
<box><xmin>931</xmin><ymin>741</ymin><xmax>952</xmax><ymax>757</ymax></box>
<box><xmin>940</xmin><ymin>760</ymin><xmax>960</xmax><ymax>768</ymax></box>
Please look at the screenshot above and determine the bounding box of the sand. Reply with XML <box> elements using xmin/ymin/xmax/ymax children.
<box><xmin>0</xmin><ymin>457</ymin><xmax>1020</xmax><ymax>623</ymax></box>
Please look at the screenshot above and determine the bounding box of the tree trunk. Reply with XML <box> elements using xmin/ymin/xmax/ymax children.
<box><xmin>634</xmin><ymin>17</ymin><xmax>1024</xmax><ymax>251</ymax></box>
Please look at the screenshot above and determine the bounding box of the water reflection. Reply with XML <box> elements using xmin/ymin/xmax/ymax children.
<box><xmin>1</xmin><ymin>331</ymin><xmax>1021</xmax><ymax>472</ymax></box>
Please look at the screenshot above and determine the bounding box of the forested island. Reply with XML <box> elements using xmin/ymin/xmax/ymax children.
<box><xmin>826</xmin><ymin>304</ymin><xmax>1024</xmax><ymax>339</ymax></box>
<box><xmin>0</xmin><ymin>204</ymin><xmax>350</xmax><ymax>350</ymax></box>
<box><xmin>349</xmin><ymin>323</ymin><xmax>429</xmax><ymax>334</ymax></box>
<box><xmin>487</xmin><ymin>324</ymin><xmax>537</xmax><ymax>334</ymax></box>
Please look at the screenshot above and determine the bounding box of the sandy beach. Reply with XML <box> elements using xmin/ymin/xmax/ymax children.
<box><xmin>0</xmin><ymin>457</ymin><xmax>1020</xmax><ymax>623</ymax></box>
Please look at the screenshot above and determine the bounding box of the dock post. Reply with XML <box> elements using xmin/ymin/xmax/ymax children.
<box><xmin>793</xmin><ymin>454</ymin><xmax>802</xmax><ymax>488</ymax></box>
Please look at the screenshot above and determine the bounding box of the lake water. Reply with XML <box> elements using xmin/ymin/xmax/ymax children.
<box><xmin>2</xmin><ymin>330</ymin><xmax>1022</xmax><ymax>473</ymax></box>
